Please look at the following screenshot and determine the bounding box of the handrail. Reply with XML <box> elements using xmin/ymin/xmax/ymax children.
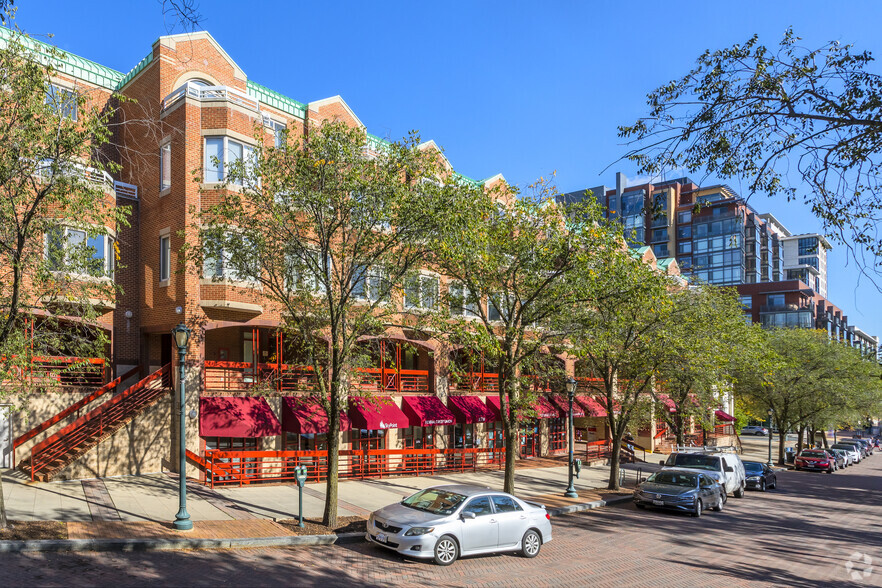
<box><xmin>29</xmin><ymin>363</ymin><xmax>170</xmax><ymax>481</ymax></box>
<box><xmin>186</xmin><ymin>449</ymin><xmax>209</xmax><ymax>471</ymax></box>
<box><xmin>161</xmin><ymin>81</ymin><xmax>260</xmax><ymax>113</ymax></box>
<box><xmin>13</xmin><ymin>365</ymin><xmax>139</xmax><ymax>466</ymax></box>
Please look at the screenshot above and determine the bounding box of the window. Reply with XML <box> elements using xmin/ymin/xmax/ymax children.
<box><xmin>678</xmin><ymin>241</ymin><xmax>692</xmax><ymax>255</ymax></box>
<box><xmin>651</xmin><ymin>228</ymin><xmax>668</xmax><ymax>243</ymax></box>
<box><xmin>159</xmin><ymin>235</ymin><xmax>171</xmax><ymax>282</ymax></box>
<box><xmin>488</xmin><ymin>294</ymin><xmax>504</xmax><ymax>322</ymax></box>
<box><xmin>286</xmin><ymin>251</ymin><xmax>325</xmax><ymax>293</ymax></box>
<box><xmin>46</xmin><ymin>84</ymin><xmax>77</xmax><ymax>120</ymax></box>
<box><xmin>652</xmin><ymin>243</ymin><xmax>669</xmax><ymax>257</ymax></box>
<box><xmin>739</xmin><ymin>295</ymin><xmax>752</xmax><ymax>309</ymax></box>
<box><xmin>449</xmin><ymin>282</ymin><xmax>480</xmax><ymax>318</ymax></box>
<box><xmin>160</xmin><ymin>143</ymin><xmax>172</xmax><ymax>191</ymax></box>
<box><xmin>462</xmin><ymin>497</ymin><xmax>493</xmax><ymax>517</ymax></box>
<box><xmin>405</xmin><ymin>274</ymin><xmax>439</xmax><ymax>310</ymax></box>
<box><xmin>798</xmin><ymin>256</ymin><xmax>819</xmax><ymax>269</ymax></box>
<box><xmin>677</xmin><ymin>210</ymin><xmax>692</xmax><ymax>224</ymax></box>
<box><xmin>203</xmin><ymin>235</ymin><xmax>258</xmax><ymax>282</ymax></box>
<box><xmin>677</xmin><ymin>225</ymin><xmax>692</xmax><ymax>240</ymax></box>
<box><xmin>490</xmin><ymin>495</ymin><xmax>522</xmax><ymax>513</ymax></box>
<box><xmin>767</xmin><ymin>294</ymin><xmax>785</xmax><ymax>308</ymax></box>
<box><xmin>204</xmin><ymin>136</ymin><xmax>255</xmax><ymax>185</ymax></box>
<box><xmin>265</xmin><ymin>119</ymin><xmax>287</xmax><ymax>149</ymax></box>
<box><xmin>798</xmin><ymin>237</ymin><xmax>818</xmax><ymax>256</ymax></box>
<box><xmin>352</xmin><ymin>265</ymin><xmax>389</xmax><ymax>302</ymax></box>
<box><xmin>46</xmin><ymin>227</ymin><xmax>114</xmax><ymax>278</ymax></box>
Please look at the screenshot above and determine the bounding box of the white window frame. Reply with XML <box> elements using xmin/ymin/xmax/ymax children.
<box><xmin>404</xmin><ymin>272</ymin><xmax>439</xmax><ymax>310</ymax></box>
<box><xmin>46</xmin><ymin>83</ymin><xmax>77</xmax><ymax>121</ymax></box>
<box><xmin>159</xmin><ymin>233</ymin><xmax>171</xmax><ymax>283</ymax></box>
<box><xmin>353</xmin><ymin>265</ymin><xmax>390</xmax><ymax>303</ymax></box>
<box><xmin>202</xmin><ymin>231</ymin><xmax>260</xmax><ymax>284</ymax></box>
<box><xmin>160</xmin><ymin>142</ymin><xmax>172</xmax><ymax>192</ymax></box>
<box><xmin>204</xmin><ymin>136</ymin><xmax>256</xmax><ymax>186</ymax></box>
<box><xmin>45</xmin><ymin>226</ymin><xmax>114</xmax><ymax>279</ymax></box>
<box><xmin>449</xmin><ymin>282</ymin><xmax>480</xmax><ymax>318</ymax></box>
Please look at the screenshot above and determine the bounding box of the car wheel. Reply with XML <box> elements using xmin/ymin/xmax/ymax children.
<box><xmin>734</xmin><ymin>483</ymin><xmax>745</xmax><ymax>498</ymax></box>
<box><xmin>760</xmin><ymin>479</ymin><xmax>766</xmax><ymax>492</ymax></box>
<box><xmin>720</xmin><ymin>489</ymin><xmax>728</xmax><ymax>504</ymax></box>
<box><xmin>433</xmin><ymin>535</ymin><xmax>459</xmax><ymax>566</ymax></box>
<box><xmin>692</xmin><ymin>498</ymin><xmax>703</xmax><ymax>518</ymax></box>
<box><xmin>521</xmin><ymin>529</ymin><xmax>542</xmax><ymax>558</ymax></box>
<box><xmin>713</xmin><ymin>495</ymin><xmax>724</xmax><ymax>512</ymax></box>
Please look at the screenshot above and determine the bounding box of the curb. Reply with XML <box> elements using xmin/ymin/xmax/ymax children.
<box><xmin>0</xmin><ymin>531</ymin><xmax>364</xmax><ymax>554</ymax></box>
<box><xmin>547</xmin><ymin>494</ymin><xmax>632</xmax><ymax>516</ymax></box>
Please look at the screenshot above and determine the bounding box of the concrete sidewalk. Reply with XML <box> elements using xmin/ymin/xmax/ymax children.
<box><xmin>2</xmin><ymin>459</ymin><xmax>631</xmax><ymax>523</ymax></box>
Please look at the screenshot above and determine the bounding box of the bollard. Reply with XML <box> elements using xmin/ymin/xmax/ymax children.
<box><xmin>619</xmin><ymin>468</ymin><xmax>625</xmax><ymax>486</ymax></box>
<box><xmin>294</xmin><ymin>465</ymin><xmax>308</xmax><ymax>528</ymax></box>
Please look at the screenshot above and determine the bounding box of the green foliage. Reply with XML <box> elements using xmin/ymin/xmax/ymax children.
<box><xmin>0</xmin><ymin>23</ymin><xmax>128</xmax><ymax>396</ymax></box>
<box><xmin>620</xmin><ymin>28</ymin><xmax>882</xmax><ymax>266</ymax></box>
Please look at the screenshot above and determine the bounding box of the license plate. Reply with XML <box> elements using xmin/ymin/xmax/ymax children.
<box><xmin>376</xmin><ymin>532</ymin><xmax>388</xmax><ymax>543</ymax></box>
<box><xmin>652</xmin><ymin>500</ymin><xmax>664</xmax><ymax>506</ymax></box>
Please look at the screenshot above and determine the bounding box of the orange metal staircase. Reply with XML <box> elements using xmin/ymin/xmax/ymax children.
<box><xmin>19</xmin><ymin>364</ymin><xmax>171</xmax><ymax>482</ymax></box>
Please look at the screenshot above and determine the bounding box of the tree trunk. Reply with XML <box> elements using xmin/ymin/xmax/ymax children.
<box><xmin>503</xmin><ymin>419</ymin><xmax>518</xmax><ymax>494</ymax></box>
<box><xmin>820</xmin><ymin>430</ymin><xmax>829</xmax><ymax>449</ymax></box>
<box><xmin>607</xmin><ymin>435</ymin><xmax>622</xmax><ymax>490</ymax></box>
<box><xmin>322</xmin><ymin>423</ymin><xmax>339</xmax><ymax>528</ymax></box>
<box><xmin>796</xmin><ymin>425</ymin><xmax>806</xmax><ymax>455</ymax></box>
<box><xmin>777</xmin><ymin>431</ymin><xmax>787</xmax><ymax>465</ymax></box>
<box><xmin>674</xmin><ymin>413</ymin><xmax>684</xmax><ymax>447</ymax></box>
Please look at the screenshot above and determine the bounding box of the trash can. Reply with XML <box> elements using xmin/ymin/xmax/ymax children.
<box><xmin>785</xmin><ymin>447</ymin><xmax>795</xmax><ymax>464</ymax></box>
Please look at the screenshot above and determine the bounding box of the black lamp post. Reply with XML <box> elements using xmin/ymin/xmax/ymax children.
<box><xmin>564</xmin><ymin>377</ymin><xmax>578</xmax><ymax>498</ymax></box>
<box><xmin>766</xmin><ymin>408</ymin><xmax>774</xmax><ymax>468</ymax></box>
<box><xmin>172</xmin><ymin>322</ymin><xmax>193</xmax><ymax>531</ymax></box>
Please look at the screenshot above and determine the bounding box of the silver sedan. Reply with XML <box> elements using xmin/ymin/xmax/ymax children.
<box><xmin>366</xmin><ymin>484</ymin><xmax>553</xmax><ymax>565</ymax></box>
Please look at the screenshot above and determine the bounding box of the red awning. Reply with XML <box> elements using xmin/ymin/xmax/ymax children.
<box><xmin>534</xmin><ymin>395</ymin><xmax>565</xmax><ymax>419</ymax></box>
<box><xmin>485</xmin><ymin>395</ymin><xmax>505</xmax><ymax>420</ymax></box>
<box><xmin>547</xmin><ymin>395</ymin><xmax>585</xmax><ymax>418</ymax></box>
<box><xmin>199</xmin><ymin>396</ymin><xmax>281</xmax><ymax>438</ymax></box>
<box><xmin>448</xmin><ymin>395</ymin><xmax>497</xmax><ymax>424</ymax></box>
<box><xmin>575</xmin><ymin>396</ymin><xmax>607</xmax><ymax>417</ymax></box>
<box><xmin>715</xmin><ymin>409</ymin><xmax>736</xmax><ymax>423</ymax></box>
<box><xmin>402</xmin><ymin>396</ymin><xmax>456</xmax><ymax>426</ymax></box>
<box><xmin>657</xmin><ymin>394</ymin><xmax>677</xmax><ymax>413</ymax></box>
<box><xmin>281</xmin><ymin>396</ymin><xmax>351</xmax><ymax>434</ymax></box>
<box><xmin>596</xmin><ymin>396</ymin><xmax>622</xmax><ymax>415</ymax></box>
<box><xmin>349</xmin><ymin>397</ymin><xmax>409</xmax><ymax>430</ymax></box>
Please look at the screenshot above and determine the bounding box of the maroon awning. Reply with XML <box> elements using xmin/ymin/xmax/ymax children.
<box><xmin>349</xmin><ymin>397</ymin><xmax>409</xmax><ymax>430</ymax></box>
<box><xmin>402</xmin><ymin>396</ymin><xmax>456</xmax><ymax>426</ymax></box>
<box><xmin>596</xmin><ymin>396</ymin><xmax>622</xmax><ymax>415</ymax></box>
<box><xmin>282</xmin><ymin>396</ymin><xmax>351</xmax><ymax>434</ymax></box>
<box><xmin>199</xmin><ymin>396</ymin><xmax>281</xmax><ymax>438</ymax></box>
<box><xmin>715</xmin><ymin>409</ymin><xmax>736</xmax><ymax>423</ymax></box>
<box><xmin>575</xmin><ymin>396</ymin><xmax>608</xmax><ymax>417</ymax></box>
<box><xmin>548</xmin><ymin>395</ymin><xmax>584</xmax><ymax>418</ymax></box>
<box><xmin>448</xmin><ymin>395</ymin><xmax>496</xmax><ymax>424</ymax></box>
<box><xmin>657</xmin><ymin>394</ymin><xmax>677</xmax><ymax>413</ymax></box>
<box><xmin>533</xmin><ymin>396</ymin><xmax>563</xmax><ymax>419</ymax></box>
<box><xmin>485</xmin><ymin>395</ymin><xmax>505</xmax><ymax>420</ymax></box>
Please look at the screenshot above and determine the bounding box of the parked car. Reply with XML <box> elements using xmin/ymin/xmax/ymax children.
<box><xmin>794</xmin><ymin>449</ymin><xmax>837</xmax><ymax>473</ymax></box>
<box><xmin>366</xmin><ymin>485</ymin><xmax>553</xmax><ymax>566</ymax></box>
<box><xmin>742</xmin><ymin>461</ymin><xmax>777</xmax><ymax>491</ymax></box>
<box><xmin>633</xmin><ymin>470</ymin><xmax>724</xmax><ymax>517</ymax></box>
<box><xmin>830</xmin><ymin>443</ymin><xmax>862</xmax><ymax>464</ymax></box>
<box><xmin>661</xmin><ymin>450</ymin><xmax>746</xmax><ymax>497</ymax></box>
<box><xmin>850</xmin><ymin>437</ymin><xmax>874</xmax><ymax>455</ymax></box>
<box><xmin>826</xmin><ymin>449</ymin><xmax>847</xmax><ymax>470</ymax></box>
<box><xmin>740</xmin><ymin>426</ymin><xmax>768</xmax><ymax>436</ymax></box>
<box><xmin>827</xmin><ymin>448</ymin><xmax>853</xmax><ymax>468</ymax></box>
<box><xmin>837</xmin><ymin>439</ymin><xmax>870</xmax><ymax>458</ymax></box>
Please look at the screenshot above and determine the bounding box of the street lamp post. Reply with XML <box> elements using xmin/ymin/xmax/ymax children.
<box><xmin>172</xmin><ymin>323</ymin><xmax>193</xmax><ymax>531</ymax></box>
<box><xmin>564</xmin><ymin>377</ymin><xmax>578</xmax><ymax>498</ymax></box>
<box><xmin>767</xmin><ymin>408</ymin><xmax>774</xmax><ymax>468</ymax></box>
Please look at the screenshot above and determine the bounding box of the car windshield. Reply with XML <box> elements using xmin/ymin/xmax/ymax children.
<box><xmin>801</xmin><ymin>451</ymin><xmax>827</xmax><ymax>458</ymax></box>
<box><xmin>647</xmin><ymin>472</ymin><xmax>697</xmax><ymax>487</ymax></box>
<box><xmin>831</xmin><ymin>445</ymin><xmax>854</xmax><ymax>451</ymax></box>
<box><xmin>401</xmin><ymin>488</ymin><xmax>467</xmax><ymax>515</ymax></box>
<box><xmin>743</xmin><ymin>462</ymin><xmax>763</xmax><ymax>473</ymax></box>
<box><xmin>667</xmin><ymin>454</ymin><xmax>721</xmax><ymax>471</ymax></box>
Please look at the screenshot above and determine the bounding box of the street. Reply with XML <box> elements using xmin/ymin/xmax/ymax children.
<box><xmin>2</xmin><ymin>450</ymin><xmax>880</xmax><ymax>587</ymax></box>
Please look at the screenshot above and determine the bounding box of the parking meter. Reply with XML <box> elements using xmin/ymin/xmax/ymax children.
<box><xmin>573</xmin><ymin>458</ymin><xmax>582</xmax><ymax>479</ymax></box>
<box><xmin>294</xmin><ymin>465</ymin><xmax>309</xmax><ymax>528</ymax></box>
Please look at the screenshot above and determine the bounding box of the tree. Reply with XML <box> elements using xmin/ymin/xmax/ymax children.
<box><xmin>426</xmin><ymin>182</ymin><xmax>622</xmax><ymax>494</ymax></box>
<box><xmin>567</xmin><ymin>250</ymin><xmax>676</xmax><ymax>490</ymax></box>
<box><xmin>619</xmin><ymin>29</ymin><xmax>882</xmax><ymax>269</ymax></box>
<box><xmin>0</xmin><ymin>25</ymin><xmax>128</xmax><ymax>528</ymax></box>
<box><xmin>192</xmin><ymin>120</ymin><xmax>462</xmax><ymax>527</ymax></box>
<box><xmin>655</xmin><ymin>285</ymin><xmax>761</xmax><ymax>447</ymax></box>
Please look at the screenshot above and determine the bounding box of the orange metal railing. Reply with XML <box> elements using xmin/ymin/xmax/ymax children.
<box><xmin>200</xmin><ymin>446</ymin><xmax>506</xmax><ymax>488</ymax></box>
<box><xmin>2</xmin><ymin>356</ymin><xmax>108</xmax><ymax>389</ymax></box>
<box><xmin>203</xmin><ymin>361</ymin><xmax>319</xmax><ymax>392</ymax></box>
<box><xmin>353</xmin><ymin>367</ymin><xmax>430</xmax><ymax>393</ymax></box>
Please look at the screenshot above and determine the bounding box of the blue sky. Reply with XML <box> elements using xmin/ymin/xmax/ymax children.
<box><xmin>15</xmin><ymin>0</ymin><xmax>882</xmax><ymax>339</ymax></box>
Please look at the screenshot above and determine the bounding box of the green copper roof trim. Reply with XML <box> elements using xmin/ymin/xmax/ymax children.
<box><xmin>629</xmin><ymin>246</ymin><xmax>651</xmax><ymax>259</ymax></box>
<box><xmin>0</xmin><ymin>26</ymin><xmax>124</xmax><ymax>90</ymax></box>
<box><xmin>246</xmin><ymin>80</ymin><xmax>307</xmax><ymax>119</ymax></box>
<box><xmin>453</xmin><ymin>172</ymin><xmax>482</xmax><ymax>188</ymax></box>
<box><xmin>115</xmin><ymin>51</ymin><xmax>153</xmax><ymax>90</ymax></box>
<box><xmin>657</xmin><ymin>257</ymin><xmax>676</xmax><ymax>269</ymax></box>
<box><xmin>366</xmin><ymin>133</ymin><xmax>391</xmax><ymax>153</ymax></box>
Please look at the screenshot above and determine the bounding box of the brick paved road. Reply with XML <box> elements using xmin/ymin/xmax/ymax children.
<box><xmin>4</xmin><ymin>456</ymin><xmax>882</xmax><ymax>587</ymax></box>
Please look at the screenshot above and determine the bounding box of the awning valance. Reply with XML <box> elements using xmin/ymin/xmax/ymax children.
<box><xmin>715</xmin><ymin>409</ymin><xmax>736</xmax><ymax>423</ymax></box>
<box><xmin>575</xmin><ymin>396</ymin><xmax>607</xmax><ymax>418</ymax></box>
<box><xmin>448</xmin><ymin>395</ymin><xmax>496</xmax><ymax>424</ymax></box>
<box><xmin>349</xmin><ymin>397</ymin><xmax>409</xmax><ymax>430</ymax></box>
<box><xmin>281</xmin><ymin>396</ymin><xmax>351</xmax><ymax>434</ymax></box>
<box><xmin>533</xmin><ymin>395</ymin><xmax>563</xmax><ymax>419</ymax></box>
<box><xmin>199</xmin><ymin>396</ymin><xmax>281</xmax><ymax>438</ymax></box>
<box><xmin>547</xmin><ymin>395</ymin><xmax>583</xmax><ymax>418</ymax></box>
<box><xmin>402</xmin><ymin>395</ymin><xmax>456</xmax><ymax>426</ymax></box>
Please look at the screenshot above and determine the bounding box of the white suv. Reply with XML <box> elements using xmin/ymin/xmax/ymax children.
<box><xmin>740</xmin><ymin>426</ymin><xmax>768</xmax><ymax>436</ymax></box>
<box><xmin>661</xmin><ymin>451</ymin><xmax>747</xmax><ymax>497</ymax></box>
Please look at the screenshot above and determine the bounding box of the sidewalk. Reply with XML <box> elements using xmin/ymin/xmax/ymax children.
<box><xmin>1</xmin><ymin>459</ymin><xmax>635</xmax><ymax>546</ymax></box>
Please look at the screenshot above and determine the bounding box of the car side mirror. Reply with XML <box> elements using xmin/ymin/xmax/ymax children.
<box><xmin>462</xmin><ymin>511</ymin><xmax>476</xmax><ymax>520</ymax></box>
<box><xmin>659</xmin><ymin>460</ymin><xmax>665</xmax><ymax>466</ymax></box>
<box><xmin>724</xmin><ymin>466</ymin><xmax>734</xmax><ymax>473</ymax></box>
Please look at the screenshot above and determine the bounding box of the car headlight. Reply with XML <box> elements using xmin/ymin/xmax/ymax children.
<box><xmin>404</xmin><ymin>526</ymin><xmax>435</xmax><ymax>536</ymax></box>
<box><xmin>747</xmin><ymin>476</ymin><xmax>761</xmax><ymax>481</ymax></box>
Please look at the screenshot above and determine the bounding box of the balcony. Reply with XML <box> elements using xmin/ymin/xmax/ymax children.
<box><xmin>354</xmin><ymin>367</ymin><xmax>430</xmax><ymax>393</ymax></box>
<box><xmin>35</xmin><ymin>159</ymin><xmax>115</xmax><ymax>194</ymax></box>
<box><xmin>162</xmin><ymin>81</ymin><xmax>260</xmax><ymax>113</ymax></box>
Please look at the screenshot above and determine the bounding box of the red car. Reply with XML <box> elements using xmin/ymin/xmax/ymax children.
<box><xmin>794</xmin><ymin>449</ymin><xmax>837</xmax><ymax>473</ymax></box>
